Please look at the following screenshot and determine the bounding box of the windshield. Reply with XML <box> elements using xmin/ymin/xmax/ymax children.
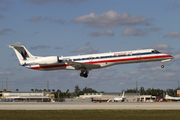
<box><xmin>151</xmin><ymin>50</ymin><xmax>160</xmax><ymax>53</ymax></box>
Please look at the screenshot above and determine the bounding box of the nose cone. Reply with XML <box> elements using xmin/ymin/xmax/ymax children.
<box><xmin>169</xmin><ymin>55</ymin><xmax>174</xmax><ymax>59</ymax></box>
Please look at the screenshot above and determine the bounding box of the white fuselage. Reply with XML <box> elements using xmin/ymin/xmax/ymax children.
<box><xmin>22</xmin><ymin>49</ymin><xmax>173</xmax><ymax>71</ymax></box>
<box><xmin>165</xmin><ymin>95</ymin><xmax>180</xmax><ymax>101</ymax></box>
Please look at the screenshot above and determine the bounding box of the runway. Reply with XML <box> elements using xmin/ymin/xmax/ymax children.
<box><xmin>1</xmin><ymin>102</ymin><xmax>180</xmax><ymax>110</ymax></box>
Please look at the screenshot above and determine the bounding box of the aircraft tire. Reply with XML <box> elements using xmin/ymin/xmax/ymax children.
<box><xmin>84</xmin><ymin>74</ymin><xmax>88</xmax><ymax>78</ymax></box>
<box><xmin>161</xmin><ymin>65</ymin><xmax>164</xmax><ymax>68</ymax></box>
<box><xmin>80</xmin><ymin>73</ymin><xmax>84</xmax><ymax>77</ymax></box>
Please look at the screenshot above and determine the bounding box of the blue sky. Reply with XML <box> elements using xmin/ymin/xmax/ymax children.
<box><xmin>1</xmin><ymin>0</ymin><xmax>180</xmax><ymax>92</ymax></box>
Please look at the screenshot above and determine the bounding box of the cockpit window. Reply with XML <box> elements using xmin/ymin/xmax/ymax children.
<box><xmin>151</xmin><ymin>50</ymin><xmax>160</xmax><ymax>53</ymax></box>
<box><xmin>155</xmin><ymin>50</ymin><xmax>160</xmax><ymax>53</ymax></box>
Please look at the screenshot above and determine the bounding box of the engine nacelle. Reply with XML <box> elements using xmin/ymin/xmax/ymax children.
<box><xmin>35</xmin><ymin>56</ymin><xmax>59</xmax><ymax>65</ymax></box>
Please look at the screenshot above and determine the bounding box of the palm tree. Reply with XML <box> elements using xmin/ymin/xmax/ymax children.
<box><xmin>52</xmin><ymin>89</ymin><xmax>55</xmax><ymax>92</ymax></box>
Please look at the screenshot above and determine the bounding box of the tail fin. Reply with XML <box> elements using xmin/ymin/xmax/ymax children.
<box><xmin>165</xmin><ymin>92</ymin><xmax>170</xmax><ymax>98</ymax></box>
<box><xmin>122</xmin><ymin>91</ymin><xmax>125</xmax><ymax>98</ymax></box>
<box><xmin>8</xmin><ymin>45</ymin><xmax>35</xmax><ymax>64</ymax></box>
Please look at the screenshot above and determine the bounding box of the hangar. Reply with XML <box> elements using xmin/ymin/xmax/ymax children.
<box><xmin>0</xmin><ymin>91</ymin><xmax>54</xmax><ymax>102</ymax></box>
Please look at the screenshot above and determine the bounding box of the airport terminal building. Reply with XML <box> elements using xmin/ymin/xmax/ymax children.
<box><xmin>79</xmin><ymin>92</ymin><xmax>156</xmax><ymax>102</ymax></box>
<box><xmin>0</xmin><ymin>90</ymin><xmax>54</xmax><ymax>102</ymax></box>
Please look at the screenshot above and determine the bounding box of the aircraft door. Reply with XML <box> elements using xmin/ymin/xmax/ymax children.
<box><xmin>89</xmin><ymin>56</ymin><xmax>93</xmax><ymax>62</ymax></box>
<box><xmin>136</xmin><ymin>52</ymin><xmax>141</xmax><ymax>61</ymax></box>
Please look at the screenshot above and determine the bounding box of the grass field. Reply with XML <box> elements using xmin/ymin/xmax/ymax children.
<box><xmin>0</xmin><ymin>110</ymin><xmax>180</xmax><ymax>120</ymax></box>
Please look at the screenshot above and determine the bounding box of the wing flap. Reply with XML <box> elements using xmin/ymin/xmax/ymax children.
<box><xmin>66</xmin><ymin>61</ymin><xmax>100</xmax><ymax>70</ymax></box>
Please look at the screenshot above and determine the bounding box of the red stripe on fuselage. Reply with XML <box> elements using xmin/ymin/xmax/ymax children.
<box><xmin>85</xmin><ymin>55</ymin><xmax>173</xmax><ymax>64</ymax></box>
<box><xmin>30</xmin><ymin>64</ymin><xmax>69</xmax><ymax>70</ymax></box>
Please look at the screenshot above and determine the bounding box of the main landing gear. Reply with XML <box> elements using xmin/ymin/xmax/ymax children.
<box><xmin>78</xmin><ymin>68</ymin><xmax>89</xmax><ymax>78</ymax></box>
<box><xmin>80</xmin><ymin>69</ymin><xmax>89</xmax><ymax>78</ymax></box>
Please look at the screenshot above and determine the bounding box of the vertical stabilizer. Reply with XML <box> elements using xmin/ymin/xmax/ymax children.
<box><xmin>122</xmin><ymin>91</ymin><xmax>125</xmax><ymax>98</ymax></box>
<box><xmin>8</xmin><ymin>45</ymin><xmax>35</xmax><ymax>64</ymax></box>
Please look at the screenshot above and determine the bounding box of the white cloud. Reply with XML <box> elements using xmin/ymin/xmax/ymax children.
<box><xmin>130</xmin><ymin>71</ymin><xmax>140</xmax><ymax>75</ymax></box>
<box><xmin>55</xmin><ymin>19</ymin><xmax>65</xmax><ymax>24</ymax></box>
<box><xmin>174</xmin><ymin>54</ymin><xmax>180</xmax><ymax>60</ymax></box>
<box><xmin>30</xmin><ymin>45</ymin><xmax>51</xmax><ymax>49</ymax></box>
<box><xmin>163</xmin><ymin>31</ymin><xmax>180</xmax><ymax>38</ymax></box>
<box><xmin>86</xmin><ymin>48</ymin><xmax>99</xmax><ymax>54</ymax></box>
<box><xmin>90</xmin><ymin>30</ymin><xmax>114</xmax><ymax>37</ymax></box>
<box><xmin>0</xmin><ymin>28</ymin><xmax>14</xmax><ymax>35</ymax></box>
<box><xmin>72</xmin><ymin>46</ymin><xmax>90</xmax><ymax>53</ymax></box>
<box><xmin>29</xmin><ymin>16</ymin><xmax>42</xmax><ymax>22</ymax></box>
<box><xmin>122</xmin><ymin>27</ymin><xmax>146</xmax><ymax>36</ymax></box>
<box><xmin>150</xmin><ymin>27</ymin><xmax>162</xmax><ymax>32</ymax></box>
<box><xmin>149</xmin><ymin>43</ymin><xmax>172</xmax><ymax>53</ymax></box>
<box><xmin>28</xmin><ymin>16</ymin><xmax>65</xmax><ymax>24</ymax></box>
<box><xmin>140</xmin><ymin>66</ymin><xmax>162</xmax><ymax>72</ymax></box>
<box><xmin>72</xmin><ymin>43</ymin><xmax>99</xmax><ymax>54</ymax></box>
<box><xmin>72</xmin><ymin>10</ymin><xmax>151</xmax><ymax>28</ymax></box>
<box><xmin>54</xmin><ymin>46</ymin><xmax>63</xmax><ymax>50</ymax></box>
<box><xmin>164</xmin><ymin>72</ymin><xmax>175</xmax><ymax>77</ymax></box>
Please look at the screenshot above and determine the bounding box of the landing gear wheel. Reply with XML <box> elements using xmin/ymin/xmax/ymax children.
<box><xmin>161</xmin><ymin>65</ymin><xmax>164</xmax><ymax>68</ymax></box>
<box><xmin>80</xmin><ymin>68</ymin><xmax>89</xmax><ymax>78</ymax></box>
<box><xmin>83</xmin><ymin>74</ymin><xmax>88</xmax><ymax>78</ymax></box>
<box><xmin>80</xmin><ymin>73</ymin><xmax>84</xmax><ymax>77</ymax></box>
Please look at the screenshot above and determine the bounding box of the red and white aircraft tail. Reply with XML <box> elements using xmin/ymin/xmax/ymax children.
<box><xmin>8</xmin><ymin>45</ymin><xmax>35</xmax><ymax>65</ymax></box>
<box><xmin>9</xmin><ymin>45</ymin><xmax>173</xmax><ymax>78</ymax></box>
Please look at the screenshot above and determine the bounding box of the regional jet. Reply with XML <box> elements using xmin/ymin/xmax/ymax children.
<box><xmin>114</xmin><ymin>91</ymin><xmax>126</xmax><ymax>102</ymax></box>
<box><xmin>165</xmin><ymin>93</ymin><xmax>180</xmax><ymax>101</ymax></box>
<box><xmin>9</xmin><ymin>45</ymin><xmax>173</xmax><ymax>78</ymax></box>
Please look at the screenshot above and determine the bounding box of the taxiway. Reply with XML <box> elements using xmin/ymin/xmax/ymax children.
<box><xmin>0</xmin><ymin>102</ymin><xmax>180</xmax><ymax>110</ymax></box>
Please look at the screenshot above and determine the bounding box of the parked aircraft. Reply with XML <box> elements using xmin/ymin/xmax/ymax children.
<box><xmin>9</xmin><ymin>45</ymin><xmax>173</xmax><ymax>78</ymax></box>
<box><xmin>165</xmin><ymin>94</ymin><xmax>180</xmax><ymax>101</ymax></box>
<box><xmin>114</xmin><ymin>91</ymin><xmax>125</xmax><ymax>102</ymax></box>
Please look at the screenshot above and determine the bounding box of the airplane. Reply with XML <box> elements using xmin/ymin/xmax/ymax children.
<box><xmin>165</xmin><ymin>93</ymin><xmax>180</xmax><ymax>101</ymax></box>
<box><xmin>8</xmin><ymin>45</ymin><xmax>173</xmax><ymax>78</ymax></box>
<box><xmin>114</xmin><ymin>91</ymin><xmax>125</xmax><ymax>102</ymax></box>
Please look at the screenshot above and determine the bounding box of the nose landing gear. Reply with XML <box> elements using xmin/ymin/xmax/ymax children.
<box><xmin>161</xmin><ymin>61</ymin><xmax>164</xmax><ymax>68</ymax></box>
<box><xmin>161</xmin><ymin>65</ymin><xmax>164</xmax><ymax>68</ymax></box>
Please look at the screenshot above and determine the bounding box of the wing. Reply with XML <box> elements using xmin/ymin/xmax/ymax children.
<box><xmin>66</xmin><ymin>61</ymin><xmax>100</xmax><ymax>70</ymax></box>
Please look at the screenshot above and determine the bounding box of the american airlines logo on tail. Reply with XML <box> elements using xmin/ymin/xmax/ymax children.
<box><xmin>21</xmin><ymin>49</ymin><xmax>28</xmax><ymax>60</ymax></box>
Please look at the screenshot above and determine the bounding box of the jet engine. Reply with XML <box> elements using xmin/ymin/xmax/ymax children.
<box><xmin>35</xmin><ymin>56</ymin><xmax>60</xmax><ymax>65</ymax></box>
